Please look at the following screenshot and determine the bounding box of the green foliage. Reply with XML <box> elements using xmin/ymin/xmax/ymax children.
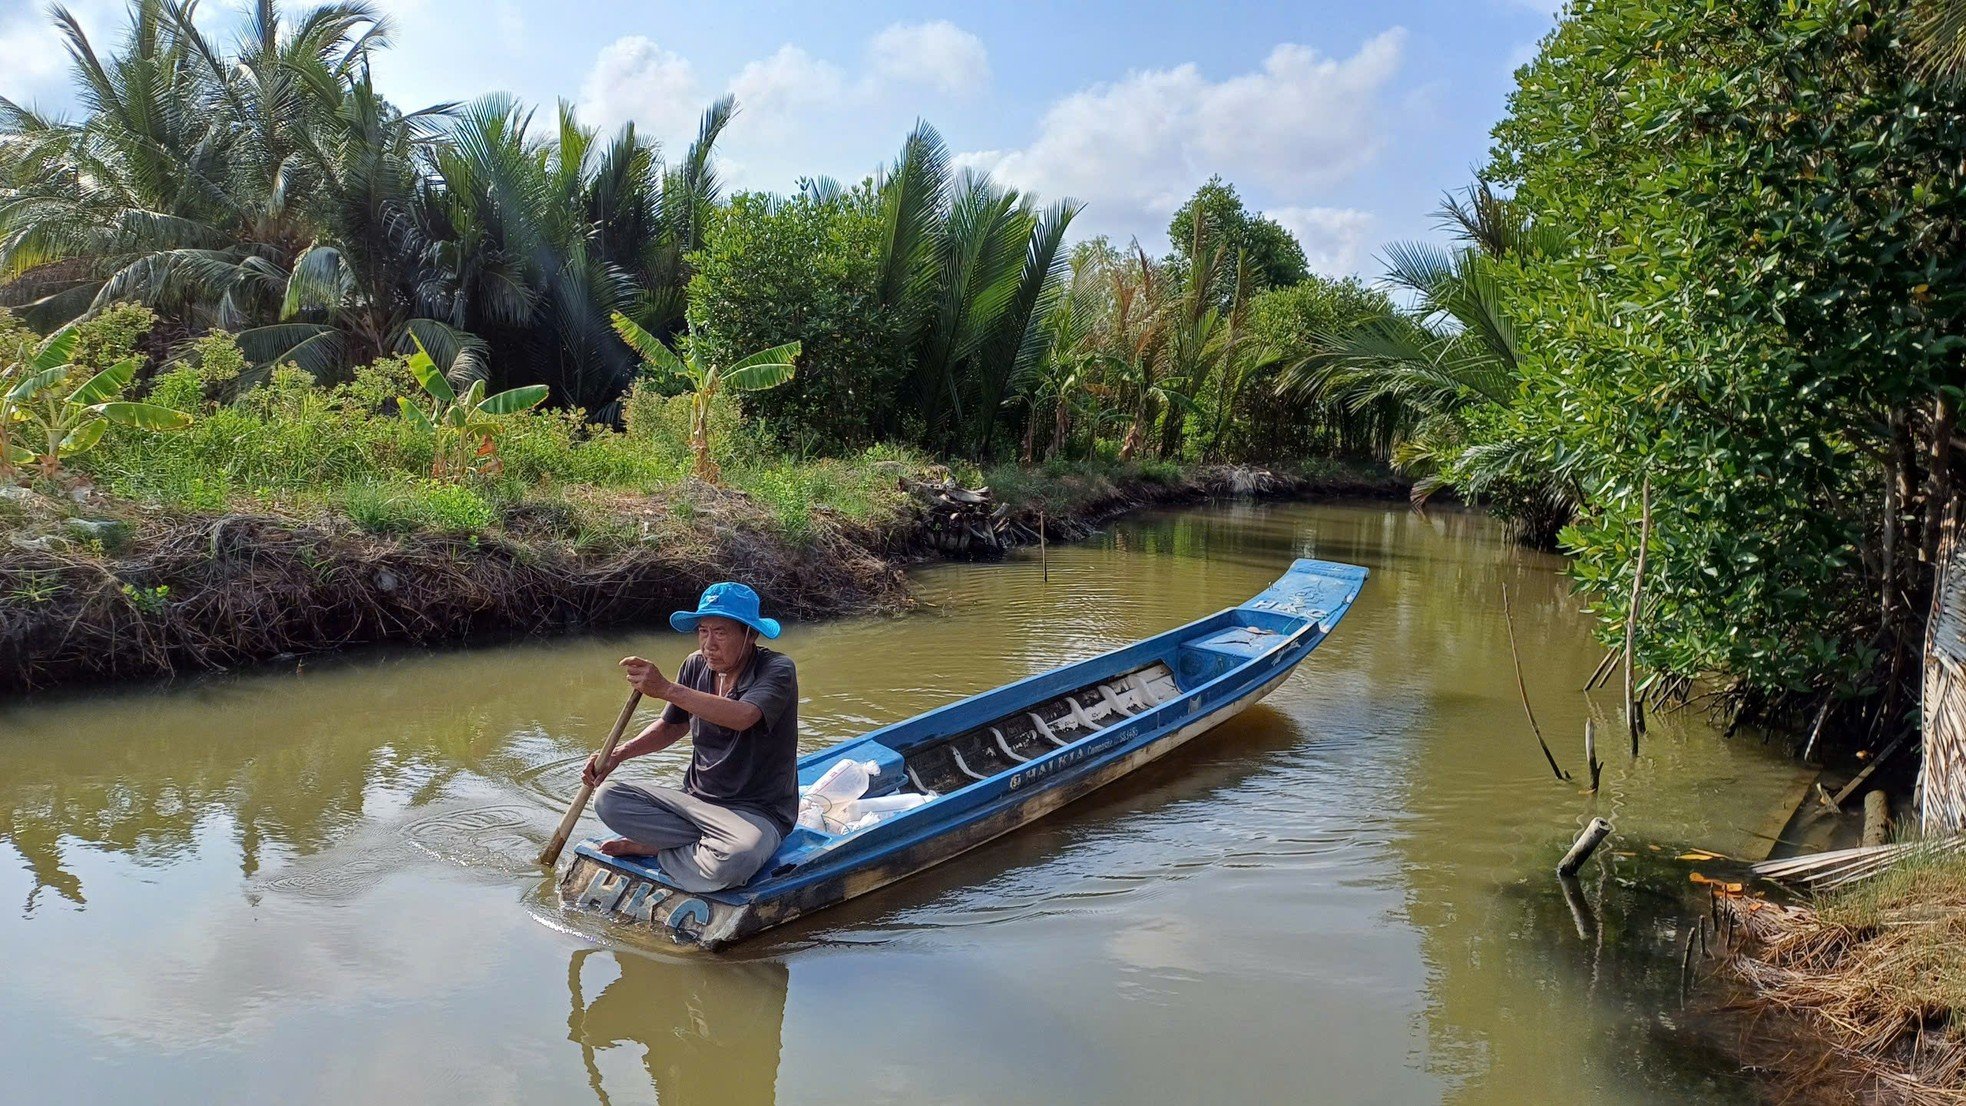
<box><xmin>1482</xmin><ymin>0</ymin><xmax>1966</xmax><ymax>703</ymax></box>
<box><xmin>342</xmin><ymin>479</ymin><xmax>497</xmax><ymax>535</ymax></box>
<box><xmin>1168</xmin><ymin>177</ymin><xmax>1310</xmax><ymax>296</ymax></box>
<box><xmin>981</xmin><ymin>454</ymin><xmax>1182</xmax><ymax>515</ymax></box>
<box><xmin>871</xmin><ymin>124</ymin><xmax>1080</xmax><ymax>457</ymax></box>
<box><xmin>0</xmin><ymin>2</ymin><xmax>732</xmax><ymax>409</ymax></box>
<box><xmin>1234</xmin><ymin>277</ymin><xmax>1396</xmax><ymax>459</ymax></box>
<box><xmin>688</xmin><ymin>188</ymin><xmax>908</xmax><ymax>451</ymax></box>
<box><xmin>88</xmin><ymin>366</ymin><xmax>430</xmax><ymax>507</ymax></box>
<box><xmin>728</xmin><ymin>449</ymin><xmax>918</xmax><ymax>542</ymax></box>
<box><xmin>1282</xmin><ymin>187</ymin><xmax>1578</xmax><ymax>542</ymax></box>
<box><xmin>395</xmin><ymin>339</ymin><xmax>549</xmax><ymax>481</ymax></box>
<box><xmin>498</xmin><ymin>404</ymin><xmax>683</xmax><ymax>489</ymax></box>
<box><xmin>68</xmin><ymin>304</ymin><xmax>158</xmax><ymax>375</ymax></box>
<box><xmin>611</xmin><ymin>312</ymin><xmax>797</xmax><ymax>483</ymax></box>
<box><xmin>146</xmin><ymin>329</ymin><xmax>247</xmax><ymax>413</ymax></box>
<box><xmin>119</xmin><ymin>582</ymin><xmax>170</xmax><ymax>614</ymax></box>
<box><xmin>338</xmin><ymin>357</ymin><xmax>421</xmax><ymax>417</ymax></box>
<box><xmin>621</xmin><ymin>383</ymin><xmax>738</xmax><ymax>476</ymax></box>
<box><xmin>1</xmin><ymin>318</ymin><xmax>191</xmax><ymax>478</ymax></box>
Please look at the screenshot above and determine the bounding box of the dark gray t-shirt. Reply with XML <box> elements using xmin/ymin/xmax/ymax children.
<box><xmin>660</xmin><ymin>647</ymin><xmax>799</xmax><ymax>834</ymax></box>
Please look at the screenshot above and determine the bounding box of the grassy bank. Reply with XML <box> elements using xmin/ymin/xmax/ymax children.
<box><xmin>0</xmin><ymin>443</ymin><xmax>1400</xmax><ymax>693</ymax></box>
<box><xmin>0</xmin><ymin>311</ymin><xmax>1404</xmax><ymax>692</ymax></box>
<box><xmin>1717</xmin><ymin>851</ymin><xmax>1966</xmax><ymax>1103</ymax></box>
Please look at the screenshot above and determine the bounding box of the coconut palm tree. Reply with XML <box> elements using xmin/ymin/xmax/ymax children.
<box><xmin>1912</xmin><ymin>0</ymin><xmax>1966</xmax><ymax>83</ymax></box>
<box><xmin>1285</xmin><ymin>182</ymin><xmax>1575</xmax><ymax>542</ymax></box>
<box><xmin>0</xmin><ymin>0</ymin><xmax>732</xmax><ymax>419</ymax></box>
<box><xmin>0</xmin><ymin>0</ymin><xmax>399</xmax><ymax>336</ymax></box>
<box><xmin>872</xmin><ymin>123</ymin><xmax>1078</xmax><ymax>456</ymax></box>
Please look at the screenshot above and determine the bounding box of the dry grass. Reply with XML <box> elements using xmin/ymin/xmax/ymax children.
<box><xmin>1717</xmin><ymin>851</ymin><xmax>1966</xmax><ymax>1104</ymax></box>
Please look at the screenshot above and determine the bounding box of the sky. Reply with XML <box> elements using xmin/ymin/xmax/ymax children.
<box><xmin>0</xmin><ymin>0</ymin><xmax>1563</xmax><ymax>279</ymax></box>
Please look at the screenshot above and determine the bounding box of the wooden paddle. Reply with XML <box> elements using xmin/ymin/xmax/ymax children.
<box><xmin>538</xmin><ymin>690</ymin><xmax>643</xmax><ymax>867</ymax></box>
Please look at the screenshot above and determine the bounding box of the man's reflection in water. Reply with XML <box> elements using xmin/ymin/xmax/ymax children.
<box><xmin>567</xmin><ymin>948</ymin><xmax>788</xmax><ymax>1106</ymax></box>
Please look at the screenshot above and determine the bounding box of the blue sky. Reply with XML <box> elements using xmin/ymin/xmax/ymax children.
<box><xmin>0</xmin><ymin>0</ymin><xmax>1562</xmax><ymax>277</ymax></box>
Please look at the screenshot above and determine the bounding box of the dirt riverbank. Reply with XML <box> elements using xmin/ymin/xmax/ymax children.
<box><xmin>0</xmin><ymin>462</ymin><xmax>1405</xmax><ymax>694</ymax></box>
<box><xmin>1684</xmin><ymin>852</ymin><xmax>1966</xmax><ymax>1106</ymax></box>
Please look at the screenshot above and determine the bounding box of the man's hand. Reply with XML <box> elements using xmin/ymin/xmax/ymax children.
<box><xmin>619</xmin><ymin>656</ymin><xmax>674</xmax><ymax>699</ymax></box>
<box><xmin>581</xmin><ymin>751</ymin><xmax>615</xmax><ymax>788</ymax></box>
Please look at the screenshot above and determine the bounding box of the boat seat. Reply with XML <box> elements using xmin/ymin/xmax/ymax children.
<box><xmin>1176</xmin><ymin>625</ymin><xmax>1281</xmax><ymax>687</ymax></box>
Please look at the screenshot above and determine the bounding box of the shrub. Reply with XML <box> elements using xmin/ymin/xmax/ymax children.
<box><xmin>68</xmin><ymin>302</ymin><xmax>157</xmax><ymax>378</ymax></box>
<box><xmin>687</xmin><ymin>188</ymin><xmax>908</xmax><ymax>452</ymax></box>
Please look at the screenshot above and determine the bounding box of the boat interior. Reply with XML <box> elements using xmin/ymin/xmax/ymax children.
<box><xmin>768</xmin><ymin>611</ymin><xmax>1310</xmax><ymax>857</ymax></box>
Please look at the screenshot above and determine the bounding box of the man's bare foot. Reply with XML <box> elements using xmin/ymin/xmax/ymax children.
<box><xmin>599</xmin><ymin>837</ymin><xmax>658</xmax><ymax>857</ymax></box>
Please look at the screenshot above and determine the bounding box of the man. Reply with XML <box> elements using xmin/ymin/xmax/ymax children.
<box><xmin>584</xmin><ymin>581</ymin><xmax>798</xmax><ymax>892</ymax></box>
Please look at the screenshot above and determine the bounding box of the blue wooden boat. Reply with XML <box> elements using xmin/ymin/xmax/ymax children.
<box><xmin>557</xmin><ymin>557</ymin><xmax>1368</xmax><ymax>950</ymax></box>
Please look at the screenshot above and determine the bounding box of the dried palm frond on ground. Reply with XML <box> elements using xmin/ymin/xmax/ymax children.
<box><xmin>1754</xmin><ymin>839</ymin><xmax>1966</xmax><ymax>891</ymax></box>
<box><xmin>1715</xmin><ymin>851</ymin><xmax>1966</xmax><ymax>1104</ymax></box>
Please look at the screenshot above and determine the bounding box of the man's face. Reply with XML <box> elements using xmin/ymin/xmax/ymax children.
<box><xmin>696</xmin><ymin>616</ymin><xmax>755</xmax><ymax>673</ymax></box>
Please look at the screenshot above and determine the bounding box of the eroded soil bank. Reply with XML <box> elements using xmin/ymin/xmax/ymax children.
<box><xmin>1691</xmin><ymin>863</ymin><xmax>1966</xmax><ymax>1106</ymax></box>
<box><xmin>0</xmin><ymin>462</ymin><xmax>1404</xmax><ymax>694</ymax></box>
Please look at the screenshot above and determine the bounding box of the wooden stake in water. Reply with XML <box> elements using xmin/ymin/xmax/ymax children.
<box><xmin>1558</xmin><ymin>817</ymin><xmax>1614</xmax><ymax>877</ymax></box>
<box><xmin>1584</xmin><ymin>718</ymin><xmax>1603</xmax><ymax>794</ymax></box>
<box><xmin>1040</xmin><ymin>508</ymin><xmax>1048</xmax><ymax>584</ymax></box>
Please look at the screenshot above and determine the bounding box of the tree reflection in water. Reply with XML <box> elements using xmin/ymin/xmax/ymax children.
<box><xmin>566</xmin><ymin>949</ymin><xmax>788</xmax><ymax>1106</ymax></box>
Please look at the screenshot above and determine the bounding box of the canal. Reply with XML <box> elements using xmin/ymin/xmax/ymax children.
<box><xmin>0</xmin><ymin>501</ymin><xmax>1805</xmax><ymax>1104</ymax></box>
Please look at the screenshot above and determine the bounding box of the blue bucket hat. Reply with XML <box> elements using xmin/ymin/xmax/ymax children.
<box><xmin>669</xmin><ymin>581</ymin><xmax>781</xmax><ymax>639</ymax></box>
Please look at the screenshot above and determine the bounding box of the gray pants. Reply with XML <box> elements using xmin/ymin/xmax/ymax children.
<box><xmin>594</xmin><ymin>782</ymin><xmax>782</xmax><ymax>893</ymax></box>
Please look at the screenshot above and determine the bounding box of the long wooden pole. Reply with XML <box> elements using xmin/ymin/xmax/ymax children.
<box><xmin>1625</xmin><ymin>475</ymin><xmax>1652</xmax><ymax>756</ymax></box>
<box><xmin>538</xmin><ymin>690</ymin><xmax>643</xmax><ymax>867</ymax></box>
<box><xmin>1502</xmin><ymin>582</ymin><xmax>1569</xmax><ymax>781</ymax></box>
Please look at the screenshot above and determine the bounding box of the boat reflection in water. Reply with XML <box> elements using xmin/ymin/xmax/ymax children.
<box><xmin>566</xmin><ymin>949</ymin><xmax>788</xmax><ymax>1105</ymax></box>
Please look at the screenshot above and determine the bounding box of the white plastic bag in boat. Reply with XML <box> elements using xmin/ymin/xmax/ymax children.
<box><xmin>799</xmin><ymin>758</ymin><xmax>878</xmax><ymax>833</ymax></box>
<box><xmin>846</xmin><ymin>792</ymin><xmax>931</xmax><ymax>816</ymax></box>
<box><xmin>797</xmin><ymin>758</ymin><xmax>931</xmax><ymax>834</ymax></box>
<box><xmin>807</xmin><ymin>758</ymin><xmax>877</xmax><ymax>805</ymax></box>
<box><xmin>835</xmin><ymin>792</ymin><xmax>932</xmax><ymax>832</ymax></box>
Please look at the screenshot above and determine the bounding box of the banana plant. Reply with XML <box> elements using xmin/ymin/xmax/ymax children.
<box><xmin>396</xmin><ymin>339</ymin><xmax>549</xmax><ymax>481</ymax></box>
<box><xmin>2</xmin><ymin>323</ymin><xmax>192</xmax><ymax>480</ymax></box>
<box><xmin>610</xmin><ymin>312</ymin><xmax>799</xmax><ymax>484</ymax></box>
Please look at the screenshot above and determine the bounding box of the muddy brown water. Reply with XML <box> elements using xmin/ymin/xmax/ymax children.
<box><xmin>0</xmin><ymin>501</ymin><xmax>1807</xmax><ymax>1105</ymax></box>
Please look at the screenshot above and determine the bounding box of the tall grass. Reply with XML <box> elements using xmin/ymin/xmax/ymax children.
<box><xmin>76</xmin><ymin>361</ymin><xmax>928</xmax><ymax>548</ymax></box>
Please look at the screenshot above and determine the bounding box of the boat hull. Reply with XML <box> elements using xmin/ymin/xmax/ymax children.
<box><xmin>559</xmin><ymin>662</ymin><xmax>1297</xmax><ymax>949</ymax></box>
<box><xmin>555</xmin><ymin>556</ymin><xmax>1366</xmax><ymax>950</ymax></box>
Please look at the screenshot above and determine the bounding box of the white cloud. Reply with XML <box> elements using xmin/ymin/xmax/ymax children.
<box><xmin>869</xmin><ymin>20</ymin><xmax>990</xmax><ymax>95</ymax></box>
<box><xmin>576</xmin><ymin>35</ymin><xmax>702</xmax><ymax>137</ymax></box>
<box><xmin>730</xmin><ymin>44</ymin><xmax>846</xmax><ymax>137</ymax></box>
<box><xmin>0</xmin><ymin>0</ymin><xmax>119</xmax><ymax>110</ymax></box>
<box><xmin>1271</xmin><ymin>206</ymin><xmax>1375</xmax><ymax>276</ymax></box>
<box><xmin>575</xmin><ymin>22</ymin><xmax>991</xmax><ymax>185</ymax></box>
<box><xmin>965</xmin><ymin>30</ymin><xmax>1406</xmax><ymax>255</ymax></box>
<box><xmin>0</xmin><ymin>26</ymin><xmax>67</xmax><ymax>104</ymax></box>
